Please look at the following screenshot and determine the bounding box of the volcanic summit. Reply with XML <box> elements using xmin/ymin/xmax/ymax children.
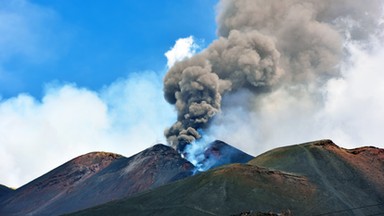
<box><xmin>1</xmin><ymin>139</ymin><xmax>384</xmax><ymax>215</ymax></box>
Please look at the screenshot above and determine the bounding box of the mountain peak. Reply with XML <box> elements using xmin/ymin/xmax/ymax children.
<box><xmin>34</xmin><ymin>152</ymin><xmax>122</xmax><ymax>190</ymax></box>
<box><xmin>0</xmin><ymin>144</ymin><xmax>195</xmax><ymax>216</ymax></box>
<box><xmin>140</xmin><ymin>143</ymin><xmax>176</xmax><ymax>156</ymax></box>
<box><xmin>70</xmin><ymin>151</ymin><xmax>123</xmax><ymax>167</ymax></box>
<box><xmin>195</xmin><ymin>140</ymin><xmax>254</xmax><ymax>171</ymax></box>
<box><xmin>124</xmin><ymin>143</ymin><xmax>195</xmax><ymax>181</ymax></box>
<box><xmin>311</xmin><ymin>139</ymin><xmax>337</xmax><ymax>147</ymax></box>
<box><xmin>151</xmin><ymin>143</ymin><xmax>171</xmax><ymax>149</ymax></box>
<box><xmin>68</xmin><ymin>140</ymin><xmax>384</xmax><ymax>216</ymax></box>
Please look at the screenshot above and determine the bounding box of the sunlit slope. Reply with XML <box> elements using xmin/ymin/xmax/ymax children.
<box><xmin>250</xmin><ymin>139</ymin><xmax>384</xmax><ymax>215</ymax></box>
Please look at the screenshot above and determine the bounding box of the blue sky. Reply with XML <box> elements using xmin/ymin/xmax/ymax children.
<box><xmin>0</xmin><ymin>0</ymin><xmax>218</xmax><ymax>98</ymax></box>
<box><xmin>0</xmin><ymin>0</ymin><xmax>218</xmax><ymax>187</ymax></box>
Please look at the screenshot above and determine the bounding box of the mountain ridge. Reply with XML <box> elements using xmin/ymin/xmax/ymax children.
<box><xmin>67</xmin><ymin>139</ymin><xmax>384</xmax><ymax>216</ymax></box>
<box><xmin>2</xmin><ymin>139</ymin><xmax>383</xmax><ymax>216</ymax></box>
<box><xmin>0</xmin><ymin>141</ymin><xmax>253</xmax><ymax>216</ymax></box>
<box><xmin>0</xmin><ymin>144</ymin><xmax>194</xmax><ymax>216</ymax></box>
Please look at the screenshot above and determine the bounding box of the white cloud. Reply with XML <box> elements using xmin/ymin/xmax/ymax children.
<box><xmin>319</xmin><ymin>44</ymin><xmax>384</xmax><ymax>148</ymax></box>
<box><xmin>164</xmin><ymin>36</ymin><xmax>199</xmax><ymax>68</ymax></box>
<box><xmin>0</xmin><ymin>71</ymin><xmax>174</xmax><ymax>188</ymax></box>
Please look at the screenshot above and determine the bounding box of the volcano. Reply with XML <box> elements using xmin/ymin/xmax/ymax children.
<box><xmin>197</xmin><ymin>140</ymin><xmax>254</xmax><ymax>170</ymax></box>
<box><xmin>0</xmin><ymin>141</ymin><xmax>252</xmax><ymax>216</ymax></box>
<box><xmin>1</xmin><ymin>140</ymin><xmax>383</xmax><ymax>216</ymax></box>
<box><xmin>67</xmin><ymin>140</ymin><xmax>384</xmax><ymax>216</ymax></box>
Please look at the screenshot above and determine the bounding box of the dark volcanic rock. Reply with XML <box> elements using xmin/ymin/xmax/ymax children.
<box><xmin>0</xmin><ymin>145</ymin><xmax>194</xmax><ymax>216</ymax></box>
<box><xmin>197</xmin><ymin>140</ymin><xmax>254</xmax><ymax>170</ymax></box>
<box><xmin>0</xmin><ymin>185</ymin><xmax>13</xmax><ymax>199</ymax></box>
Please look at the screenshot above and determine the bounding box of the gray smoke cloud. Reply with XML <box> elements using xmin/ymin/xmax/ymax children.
<box><xmin>164</xmin><ymin>0</ymin><xmax>383</xmax><ymax>151</ymax></box>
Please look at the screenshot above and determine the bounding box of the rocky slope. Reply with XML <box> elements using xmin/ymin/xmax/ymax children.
<box><xmin>0</xmin><ymin>141</ymin><xmax>253</xmax><ymax>216</ymax></box>
<box><xmin>1</xmin><ymin>152</ymin><xmax>122</xmax><ymax>216</ymax></box>
<box><xmin>0</xmin><ymin>145</ymin><xmax>194</xmax><ymax>216</ymax></box>
<box><xmin>68</xmin><ymin>140</ymin><xmax>384</xmax><ymax>216</ymax></box>
<box><xmin>250</xmin><ymin>139</ymin><xmax>384</xmax><ymax>215</ymax></box>
<box><xmin>197</xmin><ymin>140</ymin><xmax>254</xmax><ymax>170</ymax></box>
<box><xmin>0</xmin><ymin>185</ymin><xmax>13</xmax><ymax>198</ymax></box>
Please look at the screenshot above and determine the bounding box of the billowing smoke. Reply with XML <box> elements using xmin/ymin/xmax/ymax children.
<box><xmin>164</xmin><ymin>0</ymin><xmax>383</xmax><ymax>152</ymax></box>
<box><xmin>164</xmin><ymin>30</ymin><xmax>283</xmax><ymax>151</ymax></box>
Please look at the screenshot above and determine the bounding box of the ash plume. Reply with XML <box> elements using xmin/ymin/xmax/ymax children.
<box><xmin>164</xmin><ymin>0</ymin><xmax>383</xmax><ymax>152</ymax></box>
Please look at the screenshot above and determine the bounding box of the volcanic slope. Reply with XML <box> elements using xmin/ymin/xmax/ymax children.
<box><xmin>0</xmin><ymin>144</ymin><xmax>194</xmax><ymax>216</ymax></box>
<box><xmin>0</xmin><ymin>185</ymin><xmax>13</xmax><ymax>198</ymax></box>
<box><xmin>198</xmin><ymin>140</ymin><xmax>254</xmax><ymax>170</ymax></box>
<box><xmin>250</xmin><ymin>139</ymin><xmax>384</xmax><ymax>215</ymax></box>
<box><xmin>68</xmin><ymin>139</ymin><xmax>384</xmax><ymax>216</ymax></box>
